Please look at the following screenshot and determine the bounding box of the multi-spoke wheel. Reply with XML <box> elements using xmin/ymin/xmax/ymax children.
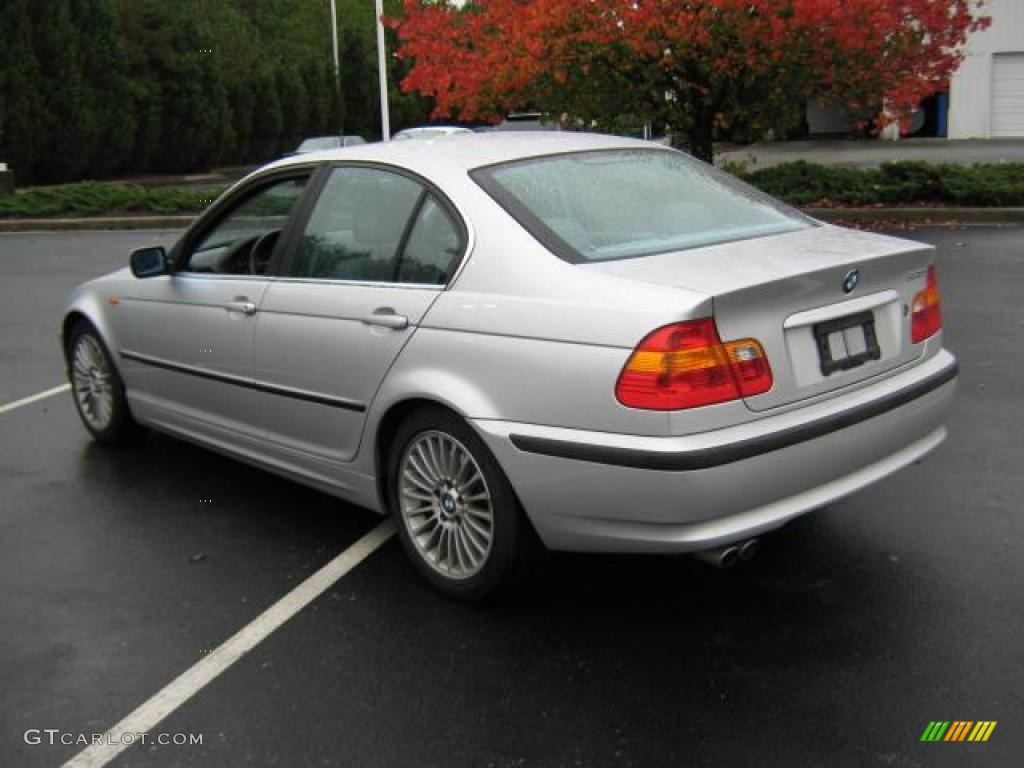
<box><xmin>66</xmin><ymin>321</ymin><xmax>142</xmax><ymax>444</ymax></box>
<box><xmin>399</xmin><ymin>430</ymin><xmax>494</xmax><ymax>579</ymax></box>
<box><xmin>388</xmin><ymin>407</ymin><xmax>543</xmax><ymax>600</ymax></box>
<box><xmin>71</xmin><ymin>334</ymin><xmax>115</xmax><ymax>432</ymax></box>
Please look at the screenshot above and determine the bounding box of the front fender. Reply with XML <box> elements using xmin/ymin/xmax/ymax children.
<box><xmin>61</xmin><ymin>270</ymin><xmax>133</xmax><ymax>369</ymax></box>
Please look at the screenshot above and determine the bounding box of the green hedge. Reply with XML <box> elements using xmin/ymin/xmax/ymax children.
<box><xmin>737</xmin><ymin>161</ymin><xmax>1024</xmax><ymax>207</ymax></box>
<box><xmin>3</xmin><ymin>161</ymin><xmax>1023</xmax><ymax>219</ymax></box>
<box><xmin>0</xmin><ymin>182</ymin><xmax>226</xmax><ymax>218</ymax></box>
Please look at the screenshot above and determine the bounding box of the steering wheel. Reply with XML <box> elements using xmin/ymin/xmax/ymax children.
<box><xmin>249</xmin><ymin>230</ymin><xmax>280</xmax><ymax>276</ymax></box>
<box><xmin>219</xmin><ymin>233</ymin><xmax>261</xmax><ymax>274</ymax></box>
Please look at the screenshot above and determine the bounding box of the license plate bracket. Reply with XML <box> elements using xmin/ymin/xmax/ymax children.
<box><xmin>813</xmin><ymin>310</ymin><xmax>881</xmax><ymax>377</ymax></box>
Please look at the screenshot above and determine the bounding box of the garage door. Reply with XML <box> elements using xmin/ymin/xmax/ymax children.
<box><xmin>991</xmin><ymin>53</ymin><xmax>1024</xmax><ymax>137</ymax></box>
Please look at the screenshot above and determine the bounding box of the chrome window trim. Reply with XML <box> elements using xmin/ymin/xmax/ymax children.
<box><xmin>171</xmin><ymin>272</ymin><xmax>449</xmax><ymax>291</ymax></box>
<box><xmin>267</xmin><ymin>276</ymin><xmax>445</xmax><ymax>291</ymax></box>
<box><xmin>169</xmin><ymin>273</ymin><xmax>271</xmax><ymax>283</ymax></box>
<box><xmin>446</xmin><ymin>210</ymin><xmax>476</xmax><ymax>289</ymax></box>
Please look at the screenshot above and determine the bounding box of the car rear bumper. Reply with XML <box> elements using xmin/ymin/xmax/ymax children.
<box><xmin>472</xmin><ymin>349</ymin><xmax>957</xmax><ymax>553</ymax></box>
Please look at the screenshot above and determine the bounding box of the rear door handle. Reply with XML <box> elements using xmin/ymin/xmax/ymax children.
<box><xmin>361</xmin><ymin>307</ymin><xmax>409</xmax><ymax>330</ymax></box>
<box><xmin>226</xmin><ymin>299</ymin><xmax>257</xmax><ymax>316</ymax></box>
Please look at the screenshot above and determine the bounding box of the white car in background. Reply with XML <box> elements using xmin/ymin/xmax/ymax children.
<box><xmin>392</xmin><ymin>126</ymin><xmax>474</xmax><ymax>141</ymax></box>
<box><xmin>287</xmin><ymin>136</ymin><xmax>366</xmax><ymax>157</ymax></box>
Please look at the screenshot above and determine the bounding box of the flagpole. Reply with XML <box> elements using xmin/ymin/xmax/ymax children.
<box><xmin>375</xmin><ymin>0</ymin><xmax>391</xmax><ymax>139</ymax></box>
<box><xmin>329</xmin><ymin>0</ymin><xmax>342</xmax><ymax>132</ymax></box>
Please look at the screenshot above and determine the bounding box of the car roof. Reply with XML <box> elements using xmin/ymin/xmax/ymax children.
<box><xmin>265</xmin><ymin>131</ymin><xmax>666</xmax><ymax>177</ymax></box>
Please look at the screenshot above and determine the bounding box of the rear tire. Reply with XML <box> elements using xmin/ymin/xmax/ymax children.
<box><xmin>387</xmin><ymin>406</ymin><xmax>542</xmax><ymax>601</ymax></box>
<box><xmin>66</xmin><ymin>320</ymin><xmax>144</xmax><ymax>444</ymax></box>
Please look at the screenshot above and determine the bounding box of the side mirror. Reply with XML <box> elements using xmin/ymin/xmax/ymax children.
<box><xmin>130</xmin><ymin>246</ymin><xmax>169</xmax><ymax>278</ymax></box>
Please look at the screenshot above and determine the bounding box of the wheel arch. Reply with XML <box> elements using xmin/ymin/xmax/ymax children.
<box><xmin>366</xmin><ymin>358</ymin><xmax>504</xmax><ymax>498</ymax></box>
<box><xmin>61</xmin><ymin>301</ymin><xmax>117</xmax><ymax>354</ymax></box>
<box><xmin>61</xmin><ymin>310</ymin><xmax>91</xmax><ymax>357</ymax></box>
<box><xmin>61</xmin><ymin>296</ymin><xmax>124</xmax><ymax>378</ymax></box>
<box><xmin>369</xmin><ymin>391</ymin><xmax>544</xmax><ymax>548</ymax></box>
<box><xmin>373</xmin><ymin>397</ymin><xmax>466</xmax><ymax>513</ymax></box>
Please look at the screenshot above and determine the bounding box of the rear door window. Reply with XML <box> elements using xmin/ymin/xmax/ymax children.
<box><xmin>285</xmin><ymin>166</ymin><xmax>465</xmax><ymax>285</ymax></box>
<box><xmin>397</xmin><ymin>196</ymin><xmax>463</xmax><ymax>285</ymax></box>
<box><xmin>287</xmin><ymin>167</ymin><xmax>422</xmax><ymax>281</ymax></box>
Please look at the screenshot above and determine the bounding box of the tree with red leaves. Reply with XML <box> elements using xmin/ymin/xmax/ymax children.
<box><xmin>393</xmin><ymin>0</ymin><xmax>989</xmax><ymax>161</ymax></box>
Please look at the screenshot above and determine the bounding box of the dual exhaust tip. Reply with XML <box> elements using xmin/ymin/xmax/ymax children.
<box><xmin>693</xmin><ymin>538</ymin><xmax>760</xmax><ymax>569</ymax></box>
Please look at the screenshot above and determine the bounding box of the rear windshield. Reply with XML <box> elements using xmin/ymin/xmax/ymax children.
<box><xmin>471</xmin><ymin>149</ymin><xmax>813</xmax><ymax>263</ymax></box>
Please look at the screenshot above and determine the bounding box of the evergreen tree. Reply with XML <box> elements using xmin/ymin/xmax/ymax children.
<box><xmin>76</xmin><ymin>0</ymin><xmax>136</xmax><ymax>178</ymax></box>
<box><xmin>277</xmin><ymin>64</ymin><xmax>310</xmax><ymax>154</ymax></box>
<box><xmin>229</xmin><ymin>77</ymin><xmax>258</xmax><ymax>164</ymax></box>
<box><xmin>0</xmin><ymin>0</ymin><xmax>436</xmax><ymax>182</ymax></box>
<box><xmin>249</xmin><ymin>68</ymin><xmax>284</xmax><ymax>160</ymax></box>
<box><xmin>0</xmin><ymin>0</ymin><xmax>52</xmax><ymax>181</ymax></box>
<box><xmin>306</xmin><ymin>60</ymin><xmax>341</xmax><ymax>138</ymax></box>
<box><xmin>341</xmin><ymin>34</ymin><xmax>373</xmax><ymax>137</ymax></box>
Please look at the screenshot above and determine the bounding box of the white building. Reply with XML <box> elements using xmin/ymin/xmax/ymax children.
<box><xmin>807</xmin><ymin>0</ymin><xmax>1024</xmax><ymax>139</ymax></box>
<box><xmin>949</xmin><ymin>0</ymin><xmax>1024</xmax><ymax>138</ymax></box>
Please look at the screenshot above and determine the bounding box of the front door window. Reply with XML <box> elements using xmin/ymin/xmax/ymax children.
<box><xmin>183</xmin><ymin>177</ymin><xmax>307</xmax><ymax>276</ymax></box>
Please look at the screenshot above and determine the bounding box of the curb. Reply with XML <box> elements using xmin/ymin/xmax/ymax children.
<box><xmin>806</xmin><ymin>207</ymin><xmax>1024</xmax><ymax>224</ymax></box>
<box><xmin>0</xmin><ymin>215</ymin><xmax>195</xmax><ymax>233</ymax></box>
<box><xmin>1</xmin><ymin>208</ymin><xmax>1022</xmax><ymax>233</ymax></box>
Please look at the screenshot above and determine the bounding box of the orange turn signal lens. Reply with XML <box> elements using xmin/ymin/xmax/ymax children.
<box><xmin>615</xmin><ymin>319</ymin><xmax>773</xmax><ymax>410</ymax></box>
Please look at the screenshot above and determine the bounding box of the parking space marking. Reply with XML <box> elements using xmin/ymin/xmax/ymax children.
<box><xmin>0</xmin><ymin>383</ymin><xmax>70</xmax><ymax>415</ymax></box>
<box><xmin>62</xmin><ymin>518</ymin><xmax>397</xmax><ymax>768</ymax></box>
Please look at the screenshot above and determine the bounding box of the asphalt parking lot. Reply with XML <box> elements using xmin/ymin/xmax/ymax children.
<box><xmin>1</xmin><ymin>226</ymin><xmax>1021</xmax><ymax>767</ymax></box>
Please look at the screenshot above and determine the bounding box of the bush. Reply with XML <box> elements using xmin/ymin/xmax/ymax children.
<box><xmin>0</xmin><ymin>182</ymin><xmax>226</xmax><ymax>218</ymax></box>
<box><xmin>4</xmin><ymin>161</ymin><xmax>1022</xmax><ymax>219</ymax></box>
<box><xmin>938</xmin><ymin>164</ymin><xmax>1024</xmax><ymax>206</ymax></box>
<box><xmin>737</xmin><ymin>161</ymin><xmax>1024</xmax><ymax>207</ymax></box>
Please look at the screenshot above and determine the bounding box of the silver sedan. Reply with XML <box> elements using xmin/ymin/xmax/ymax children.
<box><xmin>62</xmin><ymin>133</ymin><xmax>957</xmax><ymax>599</ymax></box>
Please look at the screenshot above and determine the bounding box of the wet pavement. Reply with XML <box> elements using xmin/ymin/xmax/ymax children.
<box><xmin>1</xmin><ymin>227</ymin><xmax>1020</xmax><ymax>767</ymax></box>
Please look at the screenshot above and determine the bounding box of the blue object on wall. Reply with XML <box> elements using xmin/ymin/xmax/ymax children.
<box><xmin>936</xmin><ymin>91</ymin><xmax>949</xmax><ymax>138</ymax></box>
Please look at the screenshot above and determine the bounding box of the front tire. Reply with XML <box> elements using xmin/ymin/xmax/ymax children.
<box><xmin>66</xmin><ymin>321</ymin><xmax>143</xmax><ymax>444</ymax></box>
<box><xmin>387</xmin><ymin>407</ymin><xmax>540</xmax><ymax>601</ymax></box>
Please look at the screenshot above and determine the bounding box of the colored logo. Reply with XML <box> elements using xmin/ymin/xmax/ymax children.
<box><xmin>920</xmin><ymin>721</ymin><xmax>997</xmax><ymax>742</ymax></box>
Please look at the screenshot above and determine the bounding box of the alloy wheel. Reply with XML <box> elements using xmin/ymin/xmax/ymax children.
<box><xmin>71</xmin><ymin>334</ymin><xmax>114</xmax><ymax>431</ymax></box>
<box><xmin>398</xmin><ymin>430</ymin><xmax>494</xmax><ymax>579</ymax></box>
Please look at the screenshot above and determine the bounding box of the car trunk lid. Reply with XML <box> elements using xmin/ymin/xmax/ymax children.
<box><xmin>580</xmin><ymin>224</ymin><xmax>934</xmax><ymax>412</ymax></box>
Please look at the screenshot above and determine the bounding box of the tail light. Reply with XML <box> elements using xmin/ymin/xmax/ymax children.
<box><xmin>615</xmin><ymin>318</ymin><xmax>773</xmax><ymax>410</ymax></box>
<box><xmin>911</xmin><ymin>265</ymin><xmax>942</xmax><ymax>343</ymax></box>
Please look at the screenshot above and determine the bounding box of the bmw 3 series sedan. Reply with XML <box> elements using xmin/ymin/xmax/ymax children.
<box><xmin>62</xmin><ymin>133</ymin><xmax>957</xmax><ymax>599</ymax></box>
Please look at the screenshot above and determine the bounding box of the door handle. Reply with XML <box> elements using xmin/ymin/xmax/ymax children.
<box><xmin>361</xmin><ymin>307</ymin><xmax>409</xmax><ymax>330</ymax></box>
<box><xmin>226</xmin><ymin>299</ymin><xmax>257</xmax><ymax>316</ymax></box>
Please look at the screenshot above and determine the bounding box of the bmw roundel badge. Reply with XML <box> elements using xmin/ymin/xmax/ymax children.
<box><xmin>842</xmin><ymin>269</ymin><xmax>860</xmax><ymax>294</ymax></box>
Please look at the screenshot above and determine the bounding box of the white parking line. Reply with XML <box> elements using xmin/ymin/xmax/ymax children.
<box><xmin>0</xmin><ymin>383</ymin><xmax>70</xmax><ymax>415</ymax></box>
<box><xmin>62</xmin><ymin>518</ymin><xmax>397</xmax><ymax>768</ymax></box>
